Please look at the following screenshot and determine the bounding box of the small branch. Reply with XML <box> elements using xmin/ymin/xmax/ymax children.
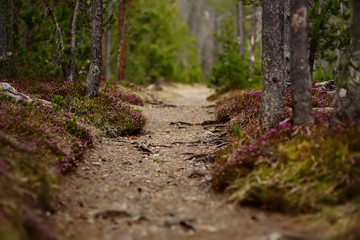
<box><xmin>44</xmin><ymin>0</ymin><xmax>68</xmax><ymax>78</ymax></box>
<box><xmin>0</xmin><ymin>82</ymin><xmax>52</xmax><ymax>105</ymax></box>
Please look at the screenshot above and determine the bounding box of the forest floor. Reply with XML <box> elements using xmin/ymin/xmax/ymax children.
<box><xmin>51</xmin><ymin>84</ymin><xmax>324</xmax><ymax>240</ymax></box>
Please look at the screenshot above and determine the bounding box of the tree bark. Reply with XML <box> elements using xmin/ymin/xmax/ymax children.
<box><xmin>237</xmin><ymin>1</ymin><xmax>245</xmax><ymax>55</ymax></box>
<box><xmin>117</xmin><ymin>0</ymin><xmax>127</xmax><ymax>81</ymax></box>
<box><xmin>290</xmin><ymin>0</ymin><xmax>314</xmax><ymax>125</ymax></box>
<box><xmin>308</xmin><ymin>37</ymin><xmax>317</xmax><ymax>77</ymax></box>
<box><xmin>249</xmin><ymin>6</ymin><xmax>258</xmax><ymax>74</ymax></box>
<box><xmin>0</xmin><ymin>6</ymin><xmax>7</xmax><ymax>59</ymax></box>
<box><xmin>105</xmin><ymin>0</ymin><xmax>114</xmax><ymax>81</ymax></box>
<box><xmin>260</xmin><ymin>0</ymin><xmax>286</xmax><ymax>129</ymax></box>
<box><xmin>45</xmin><ymin>0</ymin><xmax>69</xmax><ymax>79</ymax></box>
<box><xmin>69</xmin><ymin>0</ymin><xmax>80</xmax><ymax>81</ymax></box>
<box><xmin>284</xmin><ymin>0</ymin><xmax>291</xmax><ymax>87</ymax></box>
<box><xmin>86</xmin><ymin>0</ymin><xmax>103</xmax><ymax>98</ymax></box>
<box><xmin>338</xmin><ymin>0</ymin><xmax>360</xmax><ymax>121</ymax></box>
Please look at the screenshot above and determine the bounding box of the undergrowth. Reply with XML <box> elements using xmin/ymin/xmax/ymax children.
<box><xmin>212</xmin><ymin>87</ymin><xmax>360</xmax><ymax>218</ymax></box>
<box><xmin>0</xmin><ymin>78</ymin><xmax>146</xmax><ymax>239</ymax></box>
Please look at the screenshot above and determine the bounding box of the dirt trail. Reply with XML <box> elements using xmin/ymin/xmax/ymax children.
<box><xmin>51</xmin><ymin>84</ymin><xmax>317</xmax><ymax>240</ymax></box>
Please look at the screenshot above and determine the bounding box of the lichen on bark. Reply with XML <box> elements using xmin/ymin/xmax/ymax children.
<box><xmin>260</xmin><ymin>0</ymin><xmax>286</xmax><ymax>129</ymax></box>
<box><xmin>86</xmin><ymin>0</ymin><xmax>103</xmax><ymax>98</ymax></box>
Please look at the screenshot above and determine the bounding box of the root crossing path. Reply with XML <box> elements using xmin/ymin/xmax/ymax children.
<box><xmin>52</xmin><ymin>85</ymin><xmax>314</xmax><ymax>240</ymax></box>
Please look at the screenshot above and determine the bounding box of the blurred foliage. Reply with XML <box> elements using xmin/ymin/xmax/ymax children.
<box><xmin>307</xmin><ymin>0</ymin><xmax>352</xmax><ymax>80</ymax></box>
<box><xmin>0</xmin><ymin>0</ymin><xmax>202</xmax><ymax>85</ymax></box>
<box><xmin>210</xmin><ymin>15</ymin><xmax>261</xmax><ymax>90</ymax></box>
<box><xmin>0</xmin><ymin>0</ymin><xmax>92</xmax><ymax>80</ymax></box>
<box><xmin>210</xmin><ymin>17</ymin><xmax>249</xmax><ymax>89</ymax></box>
<box><xmin>125</xmin><ymin>0</ymin><xmax>203</xmax><ymax>85</ymax></box>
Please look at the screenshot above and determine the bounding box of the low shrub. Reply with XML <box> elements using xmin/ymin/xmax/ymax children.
<box><xmin>0</xmin><ymin>78</ymin><xmax>146</xmax><ymax>239</ymax></box>
<box><xmin>212</xmin><ymin>87</ymin><xmax>360</xmax><ymax>214</ymax></box>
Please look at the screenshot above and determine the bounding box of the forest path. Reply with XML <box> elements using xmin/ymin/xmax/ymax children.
<box><xmin>51</xmin><ymin>84</ymin><xmax>315</xmax><ymax>240</ymax></box>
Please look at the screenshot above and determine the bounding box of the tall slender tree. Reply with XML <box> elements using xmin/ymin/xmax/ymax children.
<box><xmin>106</xmin><ymin>0</ymin><xmax>114</xmax><ymax>81</ymax></box>
<box><xmin>249</xmin><ymin>5</ymin><xmax>258</xmax><ymax>74</ymax></box>
<box><xmin>338</xmin><ymin>0</ymin><xmax>360</xmax><ymax>121</ymax></box>
<box><xmin>86</xmin><ymin>0</ymin><xmax>103</xmax><ymax>98</ymax></box>
<box><xmin>284</xmin><ymin>0</ymin><xmax>291</xmax><ymax>87</ymax></box>
<box><xmin>290</xmin><ymin>0</ymin><xmax>313</xmax><ymax>125</ymax></box>
<box><xmin>0</xmin><ymin>10</ymin><xmax>6</xmax><ymax>59</ymax></box>
<box><xmin>117</xmin><ymin>0</ymin><xmax>127</xmax><ymax>81</ymax></box>
<box><xmin>260</xmin><ymin>0</ymin><xmax>286</xmax><ymax>129</ymax></box>
<box><xmin>237</xmin><ymin>0</ymin><xmax>245</xmax><ymax>55</ymax></box>
<box><xmin>69</xmin><ymin>0</ymin><xmax>80</xmax><ymax>81</ymax></box>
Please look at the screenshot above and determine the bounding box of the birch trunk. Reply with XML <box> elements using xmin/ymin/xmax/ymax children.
<box><xmin>260</xmin><ymin>0</ymin><xmax>286</xmax><ymax>129</ymax></box>
<box><xmin>69</xmin><ymin>0</ymin><xmax>80</xmax><ymax>81</ymax></box>
<box><xmin>290</xmin><ymin>0</ymin><xmax>313</xmax><ymax>125</ymax></box>
<box><xmin>86</xmin><ymin>0</ymin><xmax>103</xmax><ymax>98</ymax></box>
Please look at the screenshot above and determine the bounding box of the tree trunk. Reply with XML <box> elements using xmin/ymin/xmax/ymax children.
<box><xmin>117</xmin><ymin>0</ymin><xmax>127</xmax><ymax>81</ymax></box>
<box><xmin>308</xmin><ymin>38</ymin><xmax>317</xmax><ymax>77</ymax></box>
<box><xmin>69</xmin><ymin>0</ymin><xmax>80</xmax><ymax>81</ymax></box>
<box><xmin>260</xmin><ymin>0</ymin><xmax>286</xmax><ymax>129</ymax></box>
<box><xmin>45</xmin><ymin>1</ymin><xmax>69</xmax><ymax>79</ymax></box>
<box><xmin>290</xmin><ymin>0</ymin><xmax>314</xmax><ymax>125</ymax></box>
<box><xmin>284</xmin><ymin>0</ymin><xmax>291</xmax><ymax>87</ymax></box>
<box><xmin>106</xmin><ymin>1</ymin><xmax>114</xmax><ymax>81</ymax></box>
<box><xmin>237</xmin><ymin>1</ymin><xmax>245</xmax><ymax>55</ymax></box>
<box><xmin>0</xmin><ymin>6</ymin><xmax>7</xmax><ymax>59</ymax></box>
<box><xmin>249</xmin><ymin>6</ymin><xmax>258</xmax><ymax>74</ymax></box>
<box><xmin>86</xmin><ymin>0</ymin><xmax>103</xmax><ymax>98</ymax></box>
<box><xmin>338</xmin><ymin>0</ymin><xmax>360</xmax><ymax>121</ymax></box>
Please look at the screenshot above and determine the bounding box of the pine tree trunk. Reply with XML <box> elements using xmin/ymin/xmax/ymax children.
<box><xmin>308</xmin><ymin>38</ymin><xmax>317</xmax><ymax>77</ymax></box>
<box><xmin>260</xmin><ymin>0</ymin><xmax>286</xmax><ymax>129</ymax></box>
<box><xmin>339</xmin><ymin>0</ymin><xmax>360</xmax><ymax>120</ymax></box>
<box><xmin>0</xmin><ymin>6</ymin><xmax>6</xmax><ymax>58</ymax></box>
<box><xmin>290</xmin><ymin>0</ymin><xmax>313</xmax><ymax>125</ymax></box>
<box><xmin>284</xmin><ymin>0</ymin><xmax>291</xmax><ymax>87</ymax></box>
<box><xmin>105</xmin><ymin>1</ymin><xmax>114</xmax><ymax>81</ymax></box>
<box><xmin>249</xmin><ymin>6</ymin><xmax>257</xmax><ymax>74</ymax></box>
<box><xmin>69</xmin><ymin>0</ymin><xmax>80</xmax><ymax>81</ymax></box>
<box><xmin>86</xmin><ymin>0</ymin><xmax>103</xmax><ymax>98</ymax></box>
<box><xmin>237</xmin><ymin>1</ymin><xmax>245</xmax><ymax>55</ymax></box>
<box><xmin>117</xmin><ymin>0</ymin><xmax>127</xmax><ymax>81</ymax></box>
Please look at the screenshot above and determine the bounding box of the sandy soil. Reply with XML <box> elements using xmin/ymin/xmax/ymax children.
<box><xmin>50</xmin><ymin>84</ymin><xmax>321</xmax><ymax>240</ymax></box>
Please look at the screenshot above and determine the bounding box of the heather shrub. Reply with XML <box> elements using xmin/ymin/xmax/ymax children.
<box><xmin>215</xmin><ymin>87</ymin><xmax>334</xmax><ymax>129</ymax></box>
<box><xmin>212</xmin><ymin>88</ymin><xmax>360</xmax><ymax>214</ymax></box>
<box><xmin>0</xmin><ymin>78</ymin><xmax>146</xmax><ymax>239</ymax></box>
<box><xmin>3</xmin><ymin>78</ymin><xmax>146</xmax><ymax>137</ymax></box>
<box><xmin>213</xmin><ymin>115</ymin><xmax>360</xmax><ymax>213</ymax></box>
<box><xmin>0</xmin><ymin>95</ymin><xmax>92</xmax><ymax>239</ymax></box>
<box><xmin>215</xmin><ymin>90</ymin><xmax>261</xmax><ymax>122</ymax></box>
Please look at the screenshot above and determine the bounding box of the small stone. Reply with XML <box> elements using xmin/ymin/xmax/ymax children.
<box><xmin>188</xmin><ymin>169</ymin><xmax>206</xmax><ymax>178</ymax></box>
<box><xmin>102</xmin><ymin>174</ymin><xmax>109</xmax><ymax>179</ymax></box>
<box><xmin>92</xmin><ymin>162</ymin><xmax>101</xmax><ymax>166</ymax></box>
